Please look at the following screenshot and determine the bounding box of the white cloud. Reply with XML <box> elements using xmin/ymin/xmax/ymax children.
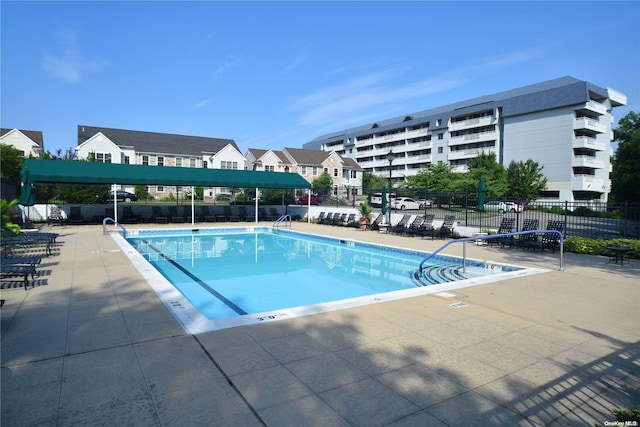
<box><xmin>41</xmin><ymin>28</ymin><xmax>109</xmax><ymax>83</ymax></box>
<box><xmin>281</xmin><ymin>53</ymin><xmax>306</xmax><ymax>74</ymax></box>
<box><xmin>195</xmin><ymin>99</ymin><xmax>212</xmax><ymax>109</ymax></box>
<box><xmin>212</xmin><ymin>56</ymin><xmax>241</xmax><ymax>79</ymax></box>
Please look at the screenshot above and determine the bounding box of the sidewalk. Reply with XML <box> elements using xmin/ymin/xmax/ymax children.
<box><xmin>2</xmin><ymin>222</ymin><xmax>638</xmax><ymax>426</ymax></box>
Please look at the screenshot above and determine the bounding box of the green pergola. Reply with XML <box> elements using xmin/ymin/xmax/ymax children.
<box><xmin>21</xmin><ymin>159</ymin><xmax>312</xmax><ymax>224</ymax></box>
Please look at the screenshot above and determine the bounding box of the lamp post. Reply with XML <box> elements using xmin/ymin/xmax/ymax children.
<box><xmin>386</xmin><ymin>150</ymin><xmax>396</xmax><ymax>224</ymax></box>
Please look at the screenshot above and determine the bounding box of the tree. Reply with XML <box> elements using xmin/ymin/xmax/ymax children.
<box><xmin>312</xmin><ymin>172</ymin><xmax>333</xmax><ymax>194</ymax></box>
<box><xmin>466</xmin><ymin>152</ymin><xmax>508</xmax><ymax>196</ymax></box>
<box><xmin>0</xmin><ymin>144</ymin><xmax>24</xmax><ymax>181</ymax></box>
<box><xmin>506</xmin><ymin>159</ymin><xmax>547</xmax><ymax>200</ymax></box>
<box><xmin>611</xmin><ymin>111</ymin><xmax>640</xmax><ymax>202</ymax></box>
<box><xmin>404</xmin><ymin>163</ymin><xmax>460</xmax><ymax>192</ymax></box>
<box><xmin>362</xmin><ymin>171</ymin><xmax>387</xmax><ymax>193</ymax></box>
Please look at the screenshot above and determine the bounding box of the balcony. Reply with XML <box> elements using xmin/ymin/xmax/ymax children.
<box><xmin>572</xmin><ymin>136</ymin><xmax>606</xmax><ymax>151</ymax></box>
<box><xmin>571</xmin><ymin>176</ymin><xmax>606</xmax><ymax>192</ymax></box>
<box><xmin>574</xmin><ymin>117</ymin><xmax>606</xmax><ymax>134</ymax></box>
<box><xmin>448</xmin><ymin>115</ymin><xmax>496</xmax><ymax>132</ymax></box>
<box><xmin>575</xmin><ymin>100</ymin><xmax>607</xmax><ymax>116</ymax></box>
<box><xmin>448</xmin><ymin>148</ymin><xmax>496</xmax><ymax>161</ymax></box>
<box><xmin>572</xmin><ymin>155</ymin><xmax>605</xmax><ymax>169</ymax></box>
<box><xmin>449</xmin><ymin>131</ymin><xmax>497</xmax><ymax>146</ymax></box>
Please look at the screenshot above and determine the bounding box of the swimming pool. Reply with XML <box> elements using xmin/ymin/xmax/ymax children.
<box><xmin>112</xmin><ymin>227</ymin><xmax>548</xmax><ymax>333</ymax></box>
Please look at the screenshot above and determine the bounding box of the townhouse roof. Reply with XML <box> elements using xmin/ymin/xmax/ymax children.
<box><xmin>78</xmin><ymin>125</ymin><xmax>239</xmax><ymax>156</ymax></box>
<box><xmin>284</xmin><ymin>147</ymin><xmax>363</xmax><ymax>169</ymax></box>
<box><xmin>246</xmin><ymin>149</ymin><xmax>286</xmax><ymax>163</ymax></box>
<box><xmin>303</xmin><ymin>76</ymin><xmax>618</xmax><ymax>149</ymax></box>
<box><xmin>1</xmin><ymin>128</ymin><xmax>44</xmax><ymax>147</ymax></box>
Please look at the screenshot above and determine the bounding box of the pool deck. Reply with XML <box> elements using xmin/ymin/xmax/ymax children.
<box><xmin>2</xmin><ymin>222</ymin><xmax>638</xmax><ymax>426</ymax></box>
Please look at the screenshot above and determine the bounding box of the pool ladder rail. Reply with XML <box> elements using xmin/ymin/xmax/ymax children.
<box><xmin>102</xmin><ymin>217</ymin><xmax>128</xmax><ymax>236</ymax></box>
<box><xmin>273</xmin><ymin>214</ymin><xmax>292</xmax><ymax>229</ymax></box>
<box><xmin>415</xmin><ymin>229</ymin><xmax>564</xmax><ymax>280</ymax></box>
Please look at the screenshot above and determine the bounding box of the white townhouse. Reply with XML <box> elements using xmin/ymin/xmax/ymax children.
<box><xmin>0</xmin><ymin>128</ymin><xmax>44</xmax><ymax>158</ymax></box>
<box><xmin>303</xmin><ymin>76</ymin><xmax>627</xmax><ymax>203</ymax></box>
<box><xmin>245</xmin><ymin>147</ymin><xmax>365</xmax><ymax>199</ymax></box>
<box><xmin>76</xmin><ymin>125</ymin><xmax>245</xmax><ymax>200</ymax></box>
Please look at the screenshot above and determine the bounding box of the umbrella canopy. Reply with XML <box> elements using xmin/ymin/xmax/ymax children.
<box><xmin>19</xmin><ymin>167</ymin><xmax>36</xmax><ymax>206</ymax></box>
<box><xmin>381</xmin><ymin>186</ymin><xmax>388</xmax><ymax>215</ymax></box>
<box><xmin>476</xmin><ymin>178</ymin><xmax>487</xmax><ymax>211</ymax></box>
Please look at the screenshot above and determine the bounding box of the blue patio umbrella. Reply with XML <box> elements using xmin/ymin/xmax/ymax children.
<box><xmin>19</xmin><ymin>167</ymin><xmax>36</xmax><ymax>207</ymax></box>
<box><xmin>476</xmin><ymin>178</ymin><xmax>487</xmax><ymax>212</ymax></box>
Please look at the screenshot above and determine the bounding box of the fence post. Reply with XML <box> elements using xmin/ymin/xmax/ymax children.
<box><xmin>564</xmin><ymin>201</ymin><xmax>569</xmax><ymax>235</ymax></box>
<box><xmin>623</xmin><ymin>201</ymin><xmax>628</xmax><ymax>238</ymax></box>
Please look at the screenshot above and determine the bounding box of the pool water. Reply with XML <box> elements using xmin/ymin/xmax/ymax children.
<box><xmin>117</xmin><ymin>227</ymin><xmax>545</xmax><ymax>332</ymax></box>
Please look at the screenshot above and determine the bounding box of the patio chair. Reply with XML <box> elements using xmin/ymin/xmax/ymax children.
<box><xmin>212</xmin><ymin>206</ymin><xmax>226</xmax><ymax>222</ymax></box>
<box><xmin>523</xmin><ymin>220</ymin><xmax>564</xmax><ymax>254</ymax></box>
<box><xmin>515</xmin><ymin>219</ymin><xmax>539</xmax><ymax>250</ymax></box>
<box><xmin>68</xmin><ymin>206</ymin><xmax>84</xmax><ymax>225</ymax></box>
<box><xmin>391</xmin><ymin>214</ymin><xmax>411</xmax><ymax>235</ymax></box>
<box><xmin>333</xmin><ymin>213</ymin><xmax>348</xmax><ymax>226</ymax></box>
<box><xmin>199</xmin><ymin>206</ymin><xmax>216</xmax><ymax>222</ymax></box>
<box><xmin>244</xmin><ymin>206</ymin><xmax>256</xmax><ymax>222</ymax></box>
<box><xmin>168</xmin><ymin>206</ymin><xmax>185</xmax><ymax>223</ymax></box>
<box><xmin>345</xmin><ymin>213</ymin><xmax>356</xmax><ymax>226</ymax></box>
<box><xmin>47</xmin><ymin>206</ymin><xmax>66</xmax><ymax>226</ymax></box>
<box><xmin>152</xmin><ymin>206</ymin><xmax>168</xmax><ymax>224</ymax></box>
<box><xmin>369</xmin><ymin>213</ymin><xmax>384</xmax><ymax>231</ymax></box>
<box><xmin>419</xmin><ymin>214</ymin><xmax>437</xmax><ymax>239</ymax></box>
<box><xmin>258</xmin><ymin>207</ymin><xmax>269</xmax><ymax>222</ymax></box>
<box><xmin>238</xmin><ymin>206</ymin><xmax>248</xmax><ymax>221</ymax></box>
<box><xmin>488</xmin><ymin>217</ymin><xmax>515</xmax><ymax>247</ymax></box>
<box><xmin>316</xmin><ymin>211</ymin><xmax>326</xmax><ymax>223</ymax></box>
<box><xmin>404</xmin><ymin>215</ymin><xmax>425</xmax><ymax>237</ymax></box>
<box><xmin>437</xmin><ymin>215</ymin><xmax>456</xmax><ymax>239</ymax></box>
<box><xmin>120</xmin><ymin>206</ymin><xmax>138</xmax><ymax>224</ymax></box>
<box><xmin>322</xmin><ymin>212</ymin><xmax>334</xmax><ymax>225</ymax></box>
<box><xmin>268</xmin><ymin>208</ymin><xmax>280</xmax><ymax>221</ymax></box>
<box><xmin>229</xmin><ymin>206</ymin><xmax>241</xmax><ymax>222</ymax></box>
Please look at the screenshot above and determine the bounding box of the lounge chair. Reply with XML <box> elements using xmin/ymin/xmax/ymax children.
<box><xmin>514</xmin><ymin>219</ymin><xmax>539</xmax><ymax>250</ymax></box>
<box><xmin>419</xmin><ymin>214</ymin><xmax>437</xmax><ymax>239</ymax></box>
<box><xmin>322</xmin><ymin>212</ymin><xmax>334</xmax><ymax>225</ymax></box>
<box><xmin>345</xmin><ymin>213</ymin><xmax>356</xmax><ymax>226</ymax></box>
<box><xmin>437</xmin><ymin>215</ymin><xmax>456</xmax><ymax>239</ymax></box>
<box><xmin>120</xmin><ymin>206</ymin><xmax>138</xmax><ymax>224</ymax></box>
<box><xmin>333</xmin><ymin>213</ymin><xmax>348</xmax><ymax>226</ymax></box>
<box><xmin>391</xmin><ymin>214</ymin><xmax>411</xmax><ymax>235</ymax></box>
<box><xmin>316</xmin><ymin>212</ymin><xmax>326</xmax><ymax>223</ymax></box>
<box><xmin>244</xmin><ymin>206</ymin><xmax>256</xmax><ymax>222</ymax></box>
<box><xmin>238</xmin><ymin>206</ymin><xmax>248</xmax><ymax>221</ymax></box>
<box><xmin>488</xmin><ymin>217</ymin><xmax>515</xmax><ymax>247</ymax></box>
<box><xmin>1</xmin><ymin>264</ymin><xmax>37</xmax><ymax>289</ymax></box>
<box><xmin>182</xmin><ymin>205</ymin><xmax>195</xmax><ymax>223</ymax></box>
<box><xmin>152</xmin><ymin>206</ymin><xmax>168</xmax><ymax>224</ymax></box>
<box><xmin>68</xmin><ymin>206</ymin><xmax>84</xmax><ymax>225</ymax></box>
<box><xmin>523</xmin><ymin>220</ymin><xmax>564</xmax><ymax>253</ymax></box>
<box><xmin>47</xmin><ymin>206</ymin><xmax>66</xmax><ymax>226</ymax></box>
<box><xmin>228</xmin><ymin>206</ymin><xmax>241</xmax><ymax>222</ymax></box>
<box><xmin>168</xmin><ymin>206</ymin><xmax>185</xmax><ymax>223</ymax></box>
<box><xmin>404</xmin><ymin>215</ymin><xmax>425</xmax><ymax>237</ymax></box>
<box><xmin>369</xmin><ymin>213</ymin><xmax>384</xmax><ymax>231</ymax></box>
<box><xmin>199</xmin><ymin>206</ymin><xmax>216</xmax><ymax>222</ymax></box>
<box><xmin>267</xmin><ymin>208</ymin><xmax>280</xmax><ymax>221</ymax></box>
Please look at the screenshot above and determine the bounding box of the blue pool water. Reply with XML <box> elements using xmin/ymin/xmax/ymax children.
<box><xmin>124</xmin><ymin>227</ymin><xmax>522</xmax><ymax>323</ymax></box>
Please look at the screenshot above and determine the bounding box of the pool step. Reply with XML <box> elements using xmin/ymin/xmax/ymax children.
<box><xmin>412</xmin><ymin>264</ymin><xmax>467</xmax><ymax>287</ymax></box>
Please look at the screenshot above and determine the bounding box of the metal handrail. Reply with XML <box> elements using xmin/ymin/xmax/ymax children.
<box><xmin>102</xmin><ymin>217</ymin><xmax>127</xmax><ymax>236</ymax></box>
<box><xmin>418</xmin><ymin>230</ymin><xmax>565</xmax><ymax>273</ymax></box>
<box><xmin>273</xmin><ymin>214</ymin><xmax>292</xmax><ymax>228</ymax></box>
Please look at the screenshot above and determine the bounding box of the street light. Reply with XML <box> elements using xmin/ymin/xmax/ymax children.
<box><xmin>386</xmin><ymin>150</ymin><xmax>396</xmax><ymax>224</ymax></box>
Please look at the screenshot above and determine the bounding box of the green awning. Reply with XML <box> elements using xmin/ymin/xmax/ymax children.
<box><xmin>21</xmin><ymin>159</ymin><xmax>311</xmax><ymax>189</ymax></box>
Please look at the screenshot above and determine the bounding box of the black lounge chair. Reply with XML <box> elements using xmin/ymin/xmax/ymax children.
<box><xmin>523</xmin><ymin>220</ymin><xmax>564</xmax><ymax>253</ymax></box>
<box><xmin>322</xmin><ymin>212</ymin><xmax>334</xmax><ymax>225</ymax></box>
<box><xmin>369</xmin><ymin>213</ymin><xmax>384</xmax><ymax>231</ymax></box>
<box><xmin>391</xmin><ymin>214</ymin><xmax>411</xmax><ymax>235</ymax></box>
<box><xmin>168</xmin><ymin>206</ymin><xmax>185</xmax><ymax>223</ymax></box>
<box><xmin>152</xmin><ymin>206</ymin><xmax>168</xmax><ymax>224</ymax></box>
<box><xmin>316</xmin><ymin>212</ymin><xmax>326</xmax><ymax>223</ymax></box>
<box><xmin>68</xmin><ymin>206</ymin><xmax>84</xmax><ymax>225</ymax></box>
<box><xmin>514</xmin><ymin>219</ymin><xmax>539</xmax><ymax>250</ymax></box>
<box><xmin>437</xmin><ymin>215</ymin><xmax>456</xmax><ymax>239</ymax></box>
<box><xmin>419</xmin><ymin>214</ymin><xmax>437</xmax><ymax>239</ymax></box>
<box><xmin>404</xmin><ymin>215</ymin><xmax>425</xmax><ymax>237</ymax></box>
<box><xmin>120</xmin><ymin>206</ymin><xmax>138</xmax><ymax>224</ymax></box>
<box><xmin>47</xmin><ymin>206</ymin><xmax>66</xmax><ymax>226</ymax></box>
<box><xmin>488</xmin><ymin>217</ymin><xmax>515</xmax><ymax>247</ymax></box>
<box><xmin>199</xmin><ymin>206</ymin><xmax>216</xmax><ymax>222</ymax></box>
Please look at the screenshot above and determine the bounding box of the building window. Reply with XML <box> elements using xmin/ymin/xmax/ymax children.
<box><xmin>221</xmin><ymin>161</ymin><xmax>238</xmax><ymax>170</ymax></box>
<box><xmin>176</xmin><ymin>157</ymin><xmax>183</xmax><ymax>167</ymax></box>
<box><xmin>142</xmin><ymin>155</ymin><xmax>149</xmax><ymax>165</ymax></box>
<box><xmin>312</xmin><ymin>167</ymin><xmax>318</xmax><ymax>176</ymax></box>
<box><xmin>438</xmin><ymin>133</ymin><xmax>444</xmax><ymax>140</ymax></box>
<box><xmin>333</xmin><ymin>168</ymin><xmax>339</xmax><ymax>177</ymax></box>
<box><xmin>351</xmin><ymin>170</ymin><xmax>357</xmax><ymax>179</ymax></box>
<box><xmin>265</xmin><ymin>165</ymin><xmax>275</xmax><ymax>172</ymax></box>
<box><xmin>438</xmin><ymin>147</ymin><xmax>443</xmax><ymax>154</ymax></box>
<box><xmin>436</xmin><ymin>119</ymin><xmax>442</xmax><ymax>126</ymax></box>
<box><xmin>157</xmin><ymin>185</ymin><xmax>164</xmax><ymax>193</ymax></box>
<box><xmin>157</xmin><ymin>156</ymin><xmax>164</xmax><ymax>166</ymax></box>
<box><xmin>96</xmin><ymin>153</ymin><xmax>112</xmax><ymax>163</ymax></box>
<box><xmin>190</xmin><ymin>158</ymin><xmax>196</xmax><ymax>168</ymax></box>
<box><xmin>324</xmin><ymin>167</ymin><xmax>328</xmax><ymax>174</ymax></box>
<box><xmin>203</xmin><ymin>160</ymin><xmax>208</xmax><ymax>168</ymax></box>
<box><xmin>301</xmin><ymin>166</ymin><xmax>307</xmax><ymax>175</ymax></box>
<box><xmin>124</xmin><ymin>156</ymin><xmax>130</xmax><ymax>164</ymax></box>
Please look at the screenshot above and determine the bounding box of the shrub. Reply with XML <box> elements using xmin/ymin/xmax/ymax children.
<box><xmin>564</xmin><ymin>236</ymin><xmax>639</xmax><ymax>258</ymax></box>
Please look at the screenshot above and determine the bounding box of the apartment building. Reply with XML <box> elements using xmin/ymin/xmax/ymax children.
<box><xmin>245</xmin><ymin>147</ymin><xmax>364</xmax><ymax>199</ymax></box>
<box><xmin>76</xmin><ymin>125</ymin><xmax>245</xmax><ymax>200</ymax></box>
<box><xmin>0</xmin><ymin>128</ymin><xmax>44</xmax><ymax>158</ymax></box>
<box><xmin>302</xmin><ymin>76</ymin><xmax>627</xmax><ymax>203</ymax></box>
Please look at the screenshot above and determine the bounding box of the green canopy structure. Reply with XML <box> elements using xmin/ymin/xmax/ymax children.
<box><xmin>21</xmin><ymin>159</ymin><xmax>311</xmax><ymax>189</ymax></box>
<box><xmin>21</xmin><ymin>159</ymin><xmax>312</xmax><ymax>225</ymax></box>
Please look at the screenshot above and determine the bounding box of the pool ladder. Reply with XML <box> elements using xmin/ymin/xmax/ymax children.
<box><xmin>415</xmin><ymin>229</ymin><xmax>564</xmax><ymax>280</ymax></box>
<box><xmin>273</xmin><ymin>214</ymin><xmax>292</xmax><ymax>228</ymax></box>
<box><xmin>102</xmin><ymin>217</ymin><xmax>128</xmax><ymax>236</ymax></box>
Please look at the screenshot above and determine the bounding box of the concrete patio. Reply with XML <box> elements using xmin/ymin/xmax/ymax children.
<box><xmin>1</xmin><ymin>222</ymin><xmax>638</xmax><ymax>426</ymax></box>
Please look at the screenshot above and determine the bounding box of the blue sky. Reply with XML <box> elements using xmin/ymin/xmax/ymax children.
<box><xmin>2</xmin><ymin>1</ymin><xmax>638</xmax><ymax>156</ymax></box>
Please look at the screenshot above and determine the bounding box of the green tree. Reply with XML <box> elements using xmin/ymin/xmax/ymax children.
<box><xmin>0</xmin><ymin>144</ymin><xmax>24</xmax><ymax>181</ymax></box>
<box><xmin>312</xmin><ymin>172</ymin><xmax>333</xmax><ymax>194</ymax></box>
<box><xmin>611</xmin><ymin>111</ymin><xmax>640</xmax><ymax>202</ymax></box>
<box><xmin>404</xmin><ymin>163</ymin><xmax>460</xmax><ymax>192</ymax></box>
<box><xmin>362</xmin><ymin>171</ymin><xmax>387</xmax><ymax>192</ymax></box>
<box><xmin>506</xmin><ymin>159</ymin><xmax>547</xmax><ymax>200</ymax></box>
<box><xmin>466</xmin><ymin>152</ymin><xmax>508</xmax><ymax>196</ymax></box>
